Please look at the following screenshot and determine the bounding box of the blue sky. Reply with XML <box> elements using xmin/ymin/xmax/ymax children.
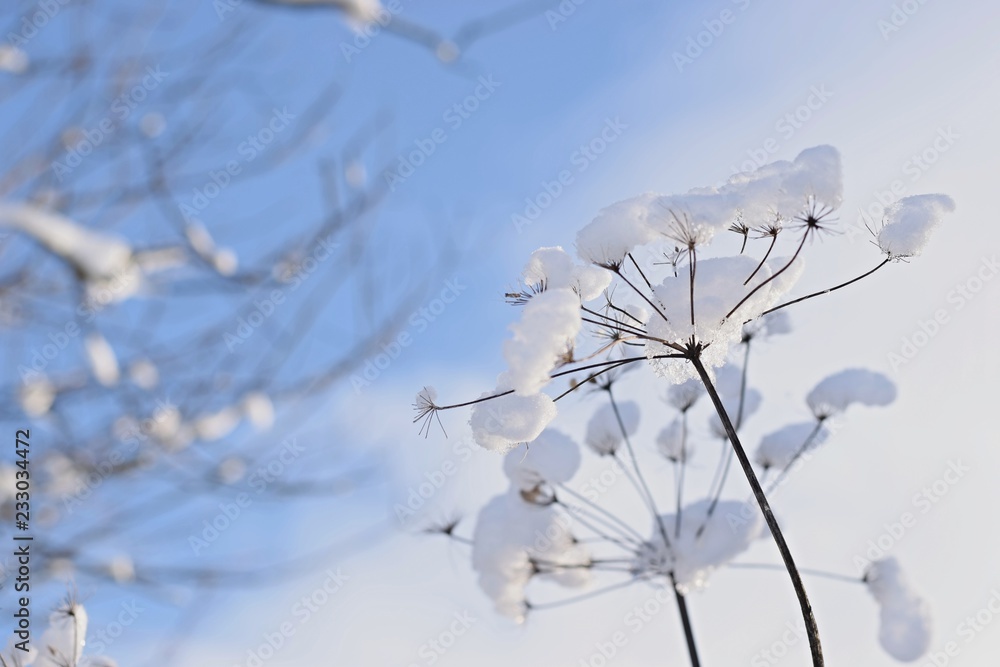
<box><xmin>4</xmin><ymin>0</ymin><xmax>1000</xmax><ymax>664</ymax></box>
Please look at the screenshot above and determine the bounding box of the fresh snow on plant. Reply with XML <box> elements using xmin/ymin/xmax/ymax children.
<box><xmin>503</xmin><ymin>429</ymin><xmax>581</xmax><ymax>493</ymax></box>
<box><xmin>471</xmin><ymin>489</ymin><xmax>590</xmax><ymax>623</ymax></box>
<box><xmin>242</xmin><ymin>391</ymin><xmax>275</xmax><ymax>430</ymax></box>
<box><xmin>127</xmin><ymin>358</ymin><xmax>160</xmax><ymax>389</ymax></box>
<box><xmin>636</xmin><ymin>499</ymin><xmax>764</xmax><ymax>593</ymax></box>
<box><xmin>876</xmin><ymin>194</ymin><xmax>956</xmax><ymax>258</ymax></box>
<box><xmin>864</xmin><ymin>558</ymin><xmax>933</xmax><ymax>662</ymax></box>
<box><xmin>646</xmin><ymin>254</ymin><xmax>802</xmax><ymax>382</ymax></box>
<box><xmin>0</xmin><ymin>204</ymin><xmax>141</xmax><ymax>300</ymax></box>
<box><xmin>84</xmin><ymin>332</ymin><xmax>121</xmax><ymax>387</ymax></box>
<box><xmin>2</xmin><ymin>601</ymin><xmax>116</xmax><ymax>667</ymax></box>
<box><xmin>520</xmin><ymin>246</ymin><xmax>611</xmax><ymax>302</ymax></box>
<box><xmin>806</xmin><ymin>368</ymin><xmax>897</xmax><ymax>418</ymax></box>
<box><xmin>18</xmin><ymin>375</ymin><xmax>56</xmax><ymax>417</ymax></box>
<box><xmin>656</xmin><ymin>418</ymin><xmax>689</xmax><ymax>462</ymax></box>
<box><xmin>419</xmin><ymin>145</ymin><xmax>953</xmax><ymax>665</ymax></box>
<box><xmin>584</xmin><ymin>400</ymin><xmax>639</xmax><ymax>456</ymax></box>
<box><xmin>755</xmin><ymin>422</ymin><xmax>829</xmax><ymax>470</ymax></box>
<box><xmin>467</xmin><ymin>375</ymin><xmax>557</xmax><ymax>452</ymax></box>
<box><xmin>503</xmin><ymin>288</ymin><xmax>580</xmax><ymax>396</ymax></box>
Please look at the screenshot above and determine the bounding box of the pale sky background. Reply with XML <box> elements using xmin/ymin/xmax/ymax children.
<box><xmin>6</xmin><ymin>0</ymin><xmax>1000</xmax><ymax>665</ymax></box>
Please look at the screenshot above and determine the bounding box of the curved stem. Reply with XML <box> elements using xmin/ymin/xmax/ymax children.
<box><xmin>690</xmin><ymin>354</ymin><xmax>824</xmax><ymax>667</ymax></box>
<box><xmin>744</xmin><ymin>234</ymin><xmax>777</xmax><ymax>285</ymax></box>
<box><xmin>760</xmin><ymin>258</ymin><xmax>892</xmax><ymax>317</ymax></box>
<box><xmin>725</xmin><ymin>230</ymin><xmax>809</xmax><ymax>321</ymax></box>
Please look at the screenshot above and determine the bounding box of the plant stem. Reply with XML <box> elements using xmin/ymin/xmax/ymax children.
<box><xmin>760</xmin><ymin>258</ymin><xmax>892</xmax><ymax>317</ymax></box>
<box><xmin>690</xmin><ymin>354</ymin><xmax>824</xmax><ymax>667</ymax></box>
<box><xmin>672</xmin><ymin>578</ymin><xmax>701</xmax><ymax>667</ymax></box>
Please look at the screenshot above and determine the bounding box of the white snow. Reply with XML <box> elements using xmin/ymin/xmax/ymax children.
<box><xmin>242</xmin><ymin>392</ymin><xmax>275</xmax><ymax>430</ymax></box>
<box><xmin>575</xmin><ymin>193</ymin><xmax>662</xmax><ymax>266</ymax></box>
<box><xmin>503</xmin><ymin>429</ymin><xmax>581</xmax><ymax>492</ymax></box>
<box><xmin>184</xmin><ymin>222</ymin><xmax>216</xmax><ymax>257</ymax></box>
<box><xmin>503</xmin><ymin>288</ymin><xmax>580</xmax><ymax>395</ymax></box>
<box><xmin>472</xmin><ymin>489</ymin><xmax>589</xmax><ymax>622</ymax></box>
<box><xmin>34</xmin><ymin>604</ymin><xmax>88</xmax><ymax>667</ymax></box>
<box><xmin>707</xmin><ymin>363</ymin><xmax>762</xmax><ymax>437</ymax></box>
<box><xmin>864</xmin><ymin>558</ymin><xmax>932</xmax><ymax>661</ymax></box>
<box><xmin>193</xmin><ymin>406</ymin><xmax>242</xmax><ymax>442</ymax></box>
<box><xmin>0</xmin><ymin>204</ymin><xmax>142</xmax><ymax>301</ymax></box>
<box><xmin>212</xmin><ymin>248</ymin><xmax>239</xmax><ymax>276</ymax></box>
<box><xmin>645</xmin><ymin>255</ymin><xmax>802</xmax><ymax>382</ymax></box>
<box><xmin>754</xmin><ymin>422</ymin><xmax>828</xmax><ymax>470</ymax></box>
<box><xmin>469</xmin><ymin>375</ymin><xmax>557</xmax><ymax>452</ymax></box>
<box><xmin>655</xmin><ymin>418</ymin><xmax>690</xmax><ymax>462</ymax></box>
<box><xmin>636</xmin><ymin>498</ymin><xmax>764</xmax><ymax>593</ymax></box>
<box><xmin>84</xmin><ymin>332</ymin><xmax>120</xmax><ymax>387</ymax></box>
<box><xmin>19</xmin><ymin>376</ymin><xmax>56</xmax><ymax>417</ymax></box>
<box><xmin>521</xmin><ymin>246</ymin><xmax>611</xmax><ymax>302</ymax></box>
<box><xmin>877</xmin><ymin>194</ymin><xmax>955</xmax><ymax>258</ymax></box>
<box><xmin>666</xmin><ymin>378</ymin><xmax>703</xmax><ymax>412</ymax></box>
<box><xmin>128</xmin><ymin>358</ymin><xmax>160</xmax><ymax>389</ymax></box>
<box><xmin>584</xmin><ymin>400</ymin><xmax>640</xmax><ymax>456</ymax></box>
<box><xmin>806</xmin><ymin>368</ymin><xmax>896</xmax><ymax>418</ymax></box>
<box><xmin>0</xmin><ymin>45</ymin><xmax>28</xmax><ymax>74</ymax></box>
<box><xmin>575</xmin><ymin>147</ymin><xmax>842</xmax><ymax>270</ymax></box>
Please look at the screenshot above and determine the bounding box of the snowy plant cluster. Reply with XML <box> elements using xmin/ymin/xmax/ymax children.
<box><xmin>1</xmin><ymin>601</ymin><xmax>115</xmax><ymax>667</ymax></box>
<box><xmin>417</xmin><ymin>146</ymin><xmax>953</xmax><ymax>665</ymax></box>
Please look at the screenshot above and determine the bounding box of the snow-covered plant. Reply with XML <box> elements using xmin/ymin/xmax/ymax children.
<box><xmin>1</xmin><ymin>601</ymin><xmax>115</xmax><ymax>667</ymax></box>
<box><xmin>416</xmin><ymin>146</ymin><xmax>953</xmax><ymax>666</ymax></box>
